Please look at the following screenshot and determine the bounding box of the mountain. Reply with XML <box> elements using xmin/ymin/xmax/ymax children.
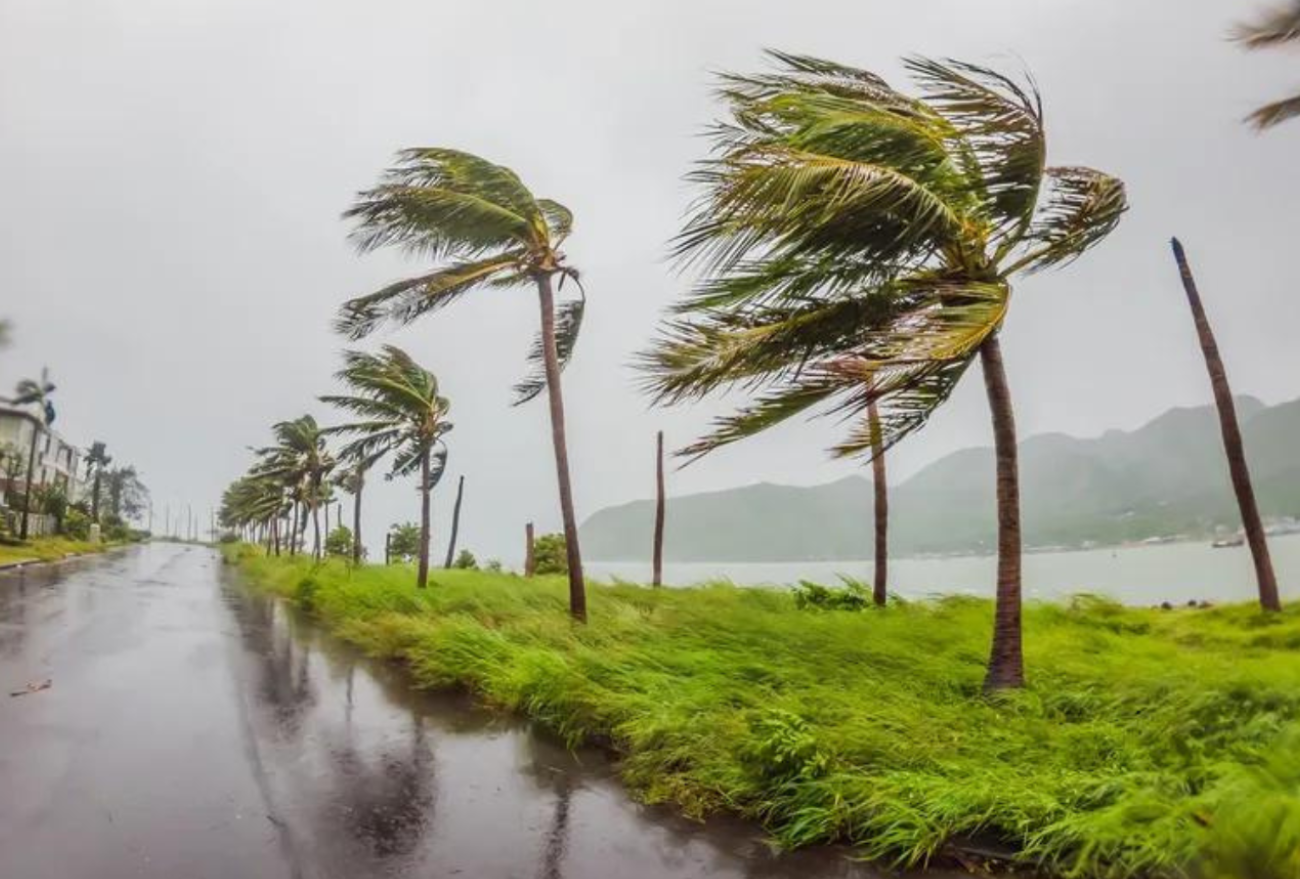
<box><xmin>581</xmin><ymin>396</ymin><xmax>1300</xmax><ymax>561</ymax></box>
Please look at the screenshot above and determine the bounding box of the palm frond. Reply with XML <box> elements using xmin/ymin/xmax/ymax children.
<box><xmin>345</xmin><ymin>148</ymin><xmax>543</xmax><ymax>259</ymax></box>
<box><xmin>1233</xmin><ymin>1</ymin><xmax>1300</xmax><ymax>49</ymax></box>
<box><xmin>537</xmin><ymin>199</ymin><xmax>574</xmax><ymax>245</ymax></box>
<box><xmin>513</xmin><ymin>296</ymin><xmax>585</xmax><ymax>405</ymax></box>
<box><xmin>1246</xmin><ymin>91</ymin><xmax>1300</xmax><ymax>130</ymax></box>
<box><xmin>905</xmin><ymin>56</ymin><xmax>1045</xmax><ymax>250</ymax></box>
<box><xmin>1011</xmin><ymin>167</ymin><xmax>1127</xmax><ymax>273</ymax></box>
<box><xmin>335</xmin><ymin>254</ymin><xmax>518</xmax><ymax>340</ymax></box>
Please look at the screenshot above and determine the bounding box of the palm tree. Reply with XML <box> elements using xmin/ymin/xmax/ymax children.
<box><xmin>85</xmin><ymin>441</ymin><xmax>111</xmax><ymax>523</ymax></box>
<box><xmin>442</xmin><ymin>475</ymin><xmax>466</xmax><ymax>569</ymax></box>
<box><xmin>321</xmin><ymin>346</ymin><xmax>452</xmax><ymax>588</ymax></box>
<box><xmin>336</xmin><ymin>148</ymin><xmax>590</xmax><ymax>620</ymax></box>
<box><xmin>1234</xmin><ymin>1</ymin><xmax>1300</xmax><ymax>129</ymax></box>
<box><xmin>254</xmin><ymin>416</ymin><xmax>334</xmax><ymax>561</ymax></box>
<box><xmin>333</xmin><ymin>451</ymin><xmax>384</xmax><ymax>564</ymax></box>
<box><xmin>1171</xmin><ymin>239</ymin><xmax>1281</xmax><ymax>611</ymax></box>
<box><xmin>643</xmin><ymin>54</ymin><xmax>1127</xmax><ymax>690</ymax></box>
<box><xmin>11</xmin><ymin>369</ymin><xmax>56</xmax><ymax>540</ymax></box>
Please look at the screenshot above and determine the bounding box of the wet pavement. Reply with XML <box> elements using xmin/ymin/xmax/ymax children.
<box><xmin>0</xmin><ymin>544</ymin><xmax>942</xmax><ymax>879</ymax></box>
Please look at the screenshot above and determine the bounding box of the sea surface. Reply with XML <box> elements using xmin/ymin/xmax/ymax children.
<box><xmin>588</xmin><ymin>532</ymin><xmax>1300</xmax><ymax>605</ymax></box>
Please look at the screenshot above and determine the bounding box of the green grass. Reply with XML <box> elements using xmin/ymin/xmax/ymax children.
<box><xmin>229</xmin><ymin>546</ymin><xmax>1300</xmax><ymax>878</ymax></box>
<box><xmin>0</xmin><ymin>536</ymin><xmax>113</xmax><ymax>566</ymax></box>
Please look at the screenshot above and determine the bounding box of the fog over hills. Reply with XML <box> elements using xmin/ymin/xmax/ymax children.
<box><xmin>581</xmin><ymin>397</ymin><xmax>1300</xmax><ymax>561</ymax></box>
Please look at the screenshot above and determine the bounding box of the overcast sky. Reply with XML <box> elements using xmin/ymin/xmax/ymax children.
<box><xmin>2</xmin><ymin>0</ymin><xmax>1297</xmax><ymax>563</ymax></box>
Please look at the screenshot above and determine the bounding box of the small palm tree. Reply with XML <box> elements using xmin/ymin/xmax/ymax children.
<box><xmin>644</xmin><ymin>54</ymin><xmax>1127</xmax><ymax>689</ymax></box>
<box><xmin>332</xmin><ymin>451</ymin><xmax>384</xmax><ymax>564</ymax></box>
<box><xmin>11</xmin><ymin>369</ymin><xmax>56</xmax><ymax>540</ymax></box>
<box><xmin>1234</xmin><ymin>1</ymin><xmax>1300</xmax><ymax>129</ymax></box>
<box><xmin>336</xmin><ymin>148</ymin><xmax>590</xmax><ymax>620</ymax></box>
<box><xmin>254</xmin><ymin>416</ymin><xmax>334</xmax><ymax>560</ymax></box>
<box><xmin>321</xmin><ymin>346</ymin><xmax>453</xmax><ymax>588</ymax></box>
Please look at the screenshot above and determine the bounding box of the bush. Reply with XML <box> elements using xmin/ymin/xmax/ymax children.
<box><xmin>63</xmin><ymin>509</ymin><xmax>91</xmax><ymax>541</ymax></box>
<box><xmin>792</xmin><ymin>577</ymin><xmax>874</xmax><ymax>611</ymax></box>
<box><xmin>533</xmin><ymin>533</ymin><xmax>568</xmax><ymax>575</ymax></box>
<box><xmin>218</xmin><ymin>532</ymin><xmax>240</xmax><ymax>544</ymax></box>
<box><xmin>453</xmin><ymin>549</ymin><xmax>478</xmax><ymax>570</ymax></box>
<box><xmin>325</xmin><ymin>525</ymin><xmax>353</xmax><ymax>557</ymax></box>
<box><xmin>484</xmin><ymin>559</ymin><xmax>503</xmax><ymax>573</ymax></box>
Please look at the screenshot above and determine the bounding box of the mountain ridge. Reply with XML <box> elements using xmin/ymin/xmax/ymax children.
<box><xmin>580</xmin><ymin>396</ymin><xmax>1300</xmax><ymax>562</ymax></box>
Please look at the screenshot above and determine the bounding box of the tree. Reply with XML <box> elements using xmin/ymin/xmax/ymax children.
<box><xmin>1234</xmin><ymin>1</ymin><xmax>1300</xmax><ymax>130</ymax></box>
<box><xmin>253</xmin><ymin>416</ymin><xmax>334</xmax><ymax>560</ymax></box>
<box><xmin>104</xmin><ymin>465</ymin><xmax>148</xmax><ymax>523</ymax></box>
<box><xmin>321</xmin><ymin>346</ymin><xmax>452</xmax><ymax>588</ymax></box>
<box><xmin>1171</xmin><ymin>239</ymin><xmax>1281</xmax><ymax>612</ymax></box>
<box><xmin>325</xmin><ymin>525</ymin><xmax>354</xmax><ymax>557</ymax></box>
<box><xmin>452</xmin><ymin>548</ymin><xmax>477</xmax><ymax>570</ymax></box>
<box><xmin>533</xmin><ymin>533</ymin><xmax>568</xmax><ymax>576</ymax></box>
<box><xmin>0</xmin><ymin>442</ymin><xmax>23</xmax><ymax>506</ymax></box>
<box><xmin>220</xmin><ymin>476</ymin><xmax>288</xmax><ymax>548</ymax></box>
<box><xmin>333</xmin><ymin>452</ymin><xmax>383</xmax><ymax>565</ymax></box>
<box><xmin>11</xmin><ymin>368</ymin><xmax>56</xmax><ymax>540</ymax></box>
<box><xmin>868</xmin><ymin>405</ymin><xmax>888</xmax><ymax>606</ymax></box>
<box><xmin>652</xmin><ymin>431</ymin><xmax>666</xmax><ymax>587</ymax></box>
<box><xmin>337</xmin><ymin>148</ymin><xmax>591</xmax><ymax>620</ymax></box>
<box><xmin>642</xmin><ymin>54</ymin><xmax>1127</xmax><ymax>690</ymax></box>
<box><xmin>85</xmin><ymin>442</ymin><xmax>111</xmax><ymax>523</ymax></box>
<box><xmin>388</xmin><ymin>522</ymin><xmax>421</xmax><ymax>563</ymax></box>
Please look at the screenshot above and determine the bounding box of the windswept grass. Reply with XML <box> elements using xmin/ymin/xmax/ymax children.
<box><xmin>230</xmin><ymin>546</ymin><xmax>1300</xmax><ymax>878</ymax></box>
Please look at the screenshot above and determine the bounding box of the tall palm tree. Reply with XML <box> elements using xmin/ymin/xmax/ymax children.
<box><xmin>1171</xmin><ymin>239</ymin><xmax>1281</xmax><ymax>611</ymax></box>
<box><xmin>85</xmin><ymin>441</ymin><xmax>111</xmax><ymax>523</ymax></box>
<box><xmin>336</xmin><ymin>148</ymin><xmax>590</xmax><ymax>620</ymax></box>
<box><xmin>643</xmin><ymin>53</ymin><xmax>1127</xmax><ymax>690</ymax></box>
<box><xmin>12</xmin><ymin>369</ymin><xmax>56</xmax><ymax>540</ymax></box>
<box><xmin>254</xmin><ymin>416</ymin><xmax>334</xmax><ymax>561</ymax></box>
<box><xmin>1234</xmin><ymin>1</ymin><xmax>1300</xmax><ymax>129</ymax></box>
<box><xmin>321</xmin><ymin>346</ymin><xmax>452</xmax><ymax>588</ymax></box>
<box><xmin>868</xmin><ymin>405</ymin><xmax>888</xmax><ymax>606</ymax></box>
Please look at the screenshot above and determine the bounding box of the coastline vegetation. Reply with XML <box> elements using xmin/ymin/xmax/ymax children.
<box><xmin>229</xmin><ymin>545</ymin><xmax>1300</xmax><ymax>879</ymax></box>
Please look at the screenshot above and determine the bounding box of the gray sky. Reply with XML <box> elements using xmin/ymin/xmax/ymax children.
<box><xmin>2</xmin><ymin>0</ymin><xmax>1297</xmax><ymax>563</ymax></box>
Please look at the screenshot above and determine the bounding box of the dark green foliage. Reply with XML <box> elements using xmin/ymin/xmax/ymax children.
<box><xmin>230</xmin><ymin>548</ymin><xmax>1300</xmax><ymax>878</ymax></box>
<box><xmin>325</xmin><ymin>525</ymin><xmax>353</xmax><ymax>557</ymax></box>
<box><xmin>533</xmin><ymin>533</ymin><xmax>568</xmax><ymax>575</ymax></box>
<box><xmin>792</xmin><ymin>578</ymin><xmax>874</xmax><ymax>611</ymax></box>
<box><xmin>62</xmin><ymin>509</ymin><xmax>90</xmax><ymax>541</ymax></box>
<box><xmin>388</xmin><ymin>523</ymin><xmax>420</xmax><ymax>561</ymax></box>
<box><xmin>453</xmin><ymin>549</ymin><xmax>478</xmax><ymax>570</ymax></box>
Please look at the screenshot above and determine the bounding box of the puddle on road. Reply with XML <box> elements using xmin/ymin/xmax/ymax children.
<box><xmin>220</xmin><ymin>579</ymin><xmax>947</xmax><ymax>879</ymax></box>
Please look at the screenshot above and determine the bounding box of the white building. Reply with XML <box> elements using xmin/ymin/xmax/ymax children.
<box><xmin>0</xmin><ymin>404</ymin><xmax>85</xmax><ymax>501</ymax></box>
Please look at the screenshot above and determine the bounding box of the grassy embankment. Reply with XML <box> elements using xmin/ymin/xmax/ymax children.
<box><xmin>230</xmin><ymin>545</ymin><xmax>1300</xmax><ymax>879</ymax></box>
<box><xmin>0</xmin><ymin>536</ymin><xmax>113</xmax><ymax>566</ymax></box>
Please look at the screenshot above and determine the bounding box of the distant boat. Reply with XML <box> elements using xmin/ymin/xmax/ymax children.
<box><xmin>1211</xmin><ymin>536</ymin><xmax>1245</xmax><ymax>548</ymax></box>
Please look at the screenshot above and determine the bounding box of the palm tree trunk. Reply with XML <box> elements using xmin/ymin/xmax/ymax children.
<box><xmin>19</xmin><ymin>423</ymin><xmax>40</xmax><ymax>540</ymax></box>
<box><xmin>979</xmin><ymin>335</ymin><xmax>1025</xmax><ymax>691</ymax></box>
<box><xmin>443</xmin><ymin>475</ymin><xmax>465</xmax><ymax>568</ymax></box>
<box><xmin>312</xmin><ymin>502</ymin><xmax>322</xmax><ymax>561</ymax></box>
<box><xmin>535</xmin><ymin>273</ymin><xmax>587</xmax><ymax>621</ymax></box>
<box><xmin>289</xmin><ymin>502</ymin><xmax>300</xmax><ymax>556</ymax></box>
<box><xmin>1171</xmin><ymin>238</ymin><xmax>1281</xmax><ymax>611</ymax></box>
<box><xmin>653</xmin><ymin>431</ymin><xmax>666</xmax><ymax>587</ymax></box>
<box><xmin>868</xmin><ymin>403</ymin><xmax>888</xmax><ymax>607</ymax></box>
<box><xmin>525</xmin><ymin>522</ymin><xmax>536</xmax><ymax>577</ymax></box>
<box><xmin>418</xmin><ymin>449</ymin><xmax>432</xmax><ymax>588</ymax></box>
<box><xmin>352</xmin><ymin>475</ymin><xmax>364</xmax><ymax>565</ymax></box>
<box><xmin>92</xmin><ymin>471</ymin><xmax>103</xmax><ymax>523</ymax></box>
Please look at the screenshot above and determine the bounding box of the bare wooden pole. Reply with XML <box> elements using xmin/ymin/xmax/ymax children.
<box><xmin>524</xmin><ymin>522</ymin><xmax>536</xmax><ymax>577</ymax></box>
<box><xmin>652</xmin><ymin>431</ymin><xmax>666</xmax><ymax>588</ymax></box>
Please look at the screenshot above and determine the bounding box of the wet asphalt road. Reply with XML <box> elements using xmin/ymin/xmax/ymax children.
<box><xmin>0</xmin><ymin>544</ymin><xmax>940</xmax><ymax>879</ymax></box>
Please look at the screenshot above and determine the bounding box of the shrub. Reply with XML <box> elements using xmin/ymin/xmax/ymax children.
<box><xmin>533</xmin><ymin>533</ymin><xmax>568</xmax><ymax>575</ymax></box>
<box><xmin>792</xmin><ymin>577</ymin><xmax>873</xmax><ymax>611</ymax></box>
<box><xmin>63</xmin><ymin>509</ymin><xmax>91</xmax><ymax>541</ymax></box>
<box><xmin>453</xmin><ymin>549</ymin><xmax>478</xmax><ymax>570</ymax></box>
<box><xmin>325</xmin><ymin>525</ymin><xmax>353</xmax><ymax>557</ymax></box>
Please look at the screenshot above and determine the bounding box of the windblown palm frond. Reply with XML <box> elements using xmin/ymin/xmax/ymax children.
<box><xmin>13</xmin><ymin>368</ymin><xmax>57</xmax><ymax>426</ymax></box>
<box><xmin>644</xmin><ymin>52</ymin><xmax>1125</xmax><ymax>462</ymax></box>
<box><xmin>1234</xmin><ymin>1</ymin><xmax>1300</xmax><ymax>129</ymax></box>
<box><xmin>513</xmin><ymin>271</ymin><xmax>586</xmax><ymax>405</ymax></box>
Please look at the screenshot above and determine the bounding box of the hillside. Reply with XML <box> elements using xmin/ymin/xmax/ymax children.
<box><xmin>581</xmin><ymin>396</ymin><xmax>1300</xmax><ymax>561</ymax></box>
